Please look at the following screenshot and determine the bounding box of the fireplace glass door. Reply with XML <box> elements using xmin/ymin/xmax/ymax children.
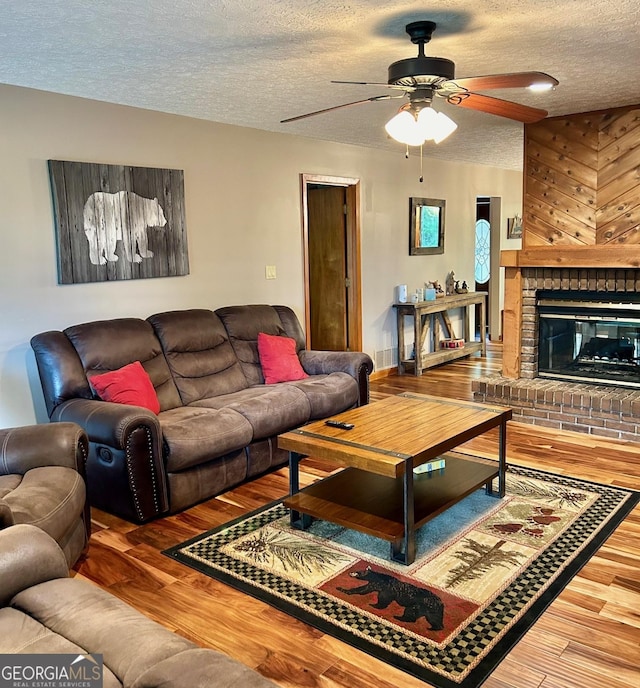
<box><xmin>537</xmin><ymin>292</ymin><xmax>640</xmax><ymax>388</ymax></box>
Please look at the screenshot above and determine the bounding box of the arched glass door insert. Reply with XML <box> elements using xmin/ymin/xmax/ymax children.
<box><xmin>475</xmin><ymin>219</ymin><xmax>491</xmax><ymax>284</ymax></box>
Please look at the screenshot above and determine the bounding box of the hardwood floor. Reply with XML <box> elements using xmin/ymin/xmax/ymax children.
<box><xmin>75</xmin><ymin>344</ymin><xmax>640</xmax><ymax>688</ymax></box>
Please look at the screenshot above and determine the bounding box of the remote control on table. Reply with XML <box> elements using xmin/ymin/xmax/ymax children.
<box><xmin>325</xmin><ymin>420</ymin><xmax>355</xmax><ymax>430</ymax></box>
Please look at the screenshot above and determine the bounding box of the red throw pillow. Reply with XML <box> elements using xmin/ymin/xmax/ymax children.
<box><xmin>90</xmin><ymin>361</ymin><xmax>160</xmax><ymax>414</ymax></box>
<box><xmin>257</xmin><ymin>332</ymin><xmax>309</xmax><ymax>384</ymax></box>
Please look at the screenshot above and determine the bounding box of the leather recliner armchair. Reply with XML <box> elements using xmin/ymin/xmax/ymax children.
<box><xmin>0</xmin><ymin>524</ymin><xmax>277</xmax><ymax>688</ymax></box>
<box><xmin>0</xmin><ymin>422</ymin><xmax>89</xmax><ymax>566</ymax></box>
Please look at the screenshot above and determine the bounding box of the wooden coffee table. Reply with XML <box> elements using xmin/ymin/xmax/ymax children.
<box><xmin>278</xmin><ymin>393</ymin><xmax>512</xmax><ymax>564</ymax></box>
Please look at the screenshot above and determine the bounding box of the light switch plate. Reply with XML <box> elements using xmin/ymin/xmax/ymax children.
<box><xmin>265</xmin><ymin>265</ymin><xmax>277</xmax><ymax>280</ymax></box>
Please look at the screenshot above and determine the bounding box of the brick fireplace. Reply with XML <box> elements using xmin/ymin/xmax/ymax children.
<box><xmin>473</xmin><ymin>268</ymin><xmax>640</xmax><ymax>441</ymax></box>
<box><xmin>472</xmin><ymin>103</ymin><xmax>640</xmax><ymax>441</ymax></box>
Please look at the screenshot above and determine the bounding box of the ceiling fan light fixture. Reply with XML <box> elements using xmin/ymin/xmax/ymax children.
<box><xmin>416</xmin><ymin>105</ymin><xmax>440</xmax><ymax>140</ymax></box>
<box><xmin>384</xmin><ymin>110</ymin><xmax>425</xmax><ymax>146</ymax></box>
<box><xmin>385</xmin><ymin>105</ymin><xmax>457</xmax><ymax>147</ymax></box>
<box><xmin>431</xmin><ymin>111</ymin><xmax>458</xmax><ymax>143</ymax></box>
<box><xmin>417</xmin><ymin>106</ymin><xmax>457</xmax><ymax>143</ymax></box>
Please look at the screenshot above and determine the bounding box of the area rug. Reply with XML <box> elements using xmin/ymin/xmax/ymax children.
<box><xmin>163</xmin><ymin>462</ymin><xmax>638</xmax><ymax>688</ymax></box>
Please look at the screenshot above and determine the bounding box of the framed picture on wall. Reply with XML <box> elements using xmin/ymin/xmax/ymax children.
<box><xmin>507</xmin><ymin>215</ymin><xmax>523</xmax><ymax>239</ymax></box>
<box><xmin>409</xmin><ymin>197</ymin><xmax>445</xmax><ymax>255</ymax></box>
<box><xmin>48</xmin><ymin>160</ymin><xmax>189</xmax><ymax>284</ymax></box>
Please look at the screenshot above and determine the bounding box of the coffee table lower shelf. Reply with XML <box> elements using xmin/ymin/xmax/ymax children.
<box><xmin>284</xmin><ymin>453</ymin><xmax>499</xmax><ymax>548</ymax></box>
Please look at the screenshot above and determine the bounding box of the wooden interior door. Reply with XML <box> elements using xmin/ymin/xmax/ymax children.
<box><xmin>307</xmin><ymin>185</ymin><xmax>348</xmax><ymax>350</ymax></box>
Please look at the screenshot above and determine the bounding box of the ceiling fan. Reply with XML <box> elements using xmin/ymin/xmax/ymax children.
<box><xmin>281</xmin><ymin>21</ymin><xmax>558</xmax><ymax>146</ymax></box>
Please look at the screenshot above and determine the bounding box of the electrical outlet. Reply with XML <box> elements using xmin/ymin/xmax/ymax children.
<box><xmin>265</xmin><ymin>265</ymin><xmax>277</xmax><ymax>280</ymax></box>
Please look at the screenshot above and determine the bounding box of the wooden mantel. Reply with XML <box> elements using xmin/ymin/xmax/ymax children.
<box><xmin>501</xmin><ymin>247</ymin><xmax>640</xmax><ymax>269</ymax></box>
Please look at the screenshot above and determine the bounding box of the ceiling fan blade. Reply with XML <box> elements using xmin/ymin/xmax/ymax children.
<box><xmin>280</xmin><ymin>94</ymin><xmax>404</xmax><ymax>123</ymax></box>
<box><xmin>331</xmin><ymin>80</ymin><xmax>411</xmax><ymax>91</ymax></box>
<box><xmin>445</xmin><ymin>72</ymin><xmax>558</xmax><ymax>92</ymax></box>
<box><xmin>447</xmin><ymin>92</ymin><xmax>548</xmax><ymax>123</ymax></box>
<box><xmin>332</xmin><ymin>80</ymin><xmax>389</xmax><ymax>86</ymax></box>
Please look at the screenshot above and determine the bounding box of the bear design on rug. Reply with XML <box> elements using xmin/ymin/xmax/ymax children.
<box><xmin>338</xmin><ymin>566</ymin><xmax>444</xmax><ymax>631</ymax></box>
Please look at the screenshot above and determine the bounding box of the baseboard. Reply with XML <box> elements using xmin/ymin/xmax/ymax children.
<box><xmin>369</xmin><ymin>367</ymin><xmax>397</xmax><ymax>381</ymax></box>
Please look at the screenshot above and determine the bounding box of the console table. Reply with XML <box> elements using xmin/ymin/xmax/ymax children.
<box><xmin>394</xmin><ymin>292</ymin><xmax>487</xmax><ymax>376</ymax></box>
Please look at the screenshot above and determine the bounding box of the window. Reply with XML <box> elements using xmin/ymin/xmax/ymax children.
<box><xmin>475</xmin><ymin>219</ymin><xmax>490</xmax><ymax>283</ymax></box>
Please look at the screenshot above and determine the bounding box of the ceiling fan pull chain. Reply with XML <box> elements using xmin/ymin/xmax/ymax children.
<box><xmin>405</xmin><ymin>144</ymin><xmax>409</xmax><ymax>159</ymax></box>
<box><xmin>420</xmin><ymin>144</ymin><xmax>424</xmax><ymax>183</ymax></box>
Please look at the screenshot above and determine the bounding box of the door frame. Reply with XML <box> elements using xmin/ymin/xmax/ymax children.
<box><xmin>488</xmin><ymin>196</ymin><xmax>502</xmax><ymax>341</ymax></box>
<box><xmin>475</xmin><ymin>195</ymin><xmax>502</xmax><ymax>342</ymax></box>
<box><xmin>300</xmin><ymin>173</ymin><xmax>362</xmax><ymax>351</ymax></box>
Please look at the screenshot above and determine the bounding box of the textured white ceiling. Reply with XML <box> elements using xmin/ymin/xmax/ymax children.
<box><xmin>2</xmin><ymin>1</ymin><xmax>639</xmax><ymax>170</ymax></box>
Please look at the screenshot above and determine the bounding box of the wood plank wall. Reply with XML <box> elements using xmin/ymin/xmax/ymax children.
<box><xmin>500</xmin><ymin>103</ymin><xmax>640</xmax><ymax>378</ymax></box>
<box><xmin>523</xmin><ymin>105</ymin><xmax>640</xmax><ymax>248</ymax></box>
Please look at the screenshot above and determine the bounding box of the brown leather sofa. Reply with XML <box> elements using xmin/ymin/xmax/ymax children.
<box><xmin>0</xmin><ymin>524</ymin><xmax>277</xmax><ymax>688</ymax></box>
<box><xmin>0</xmin><ymin>422</ymin><xmax>89</xmax><ymax>567</ymax></box>
<box><xmin>31</xmin><ymin>305</ymin><xmax>374</xmax><ymax>523</ymax></box>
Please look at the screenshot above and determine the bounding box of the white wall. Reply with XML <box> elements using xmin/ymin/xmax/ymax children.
<box><xmin>0</xmin><ymin>83</ymin><xmax>523</xmax><ymax>427</ymax></box>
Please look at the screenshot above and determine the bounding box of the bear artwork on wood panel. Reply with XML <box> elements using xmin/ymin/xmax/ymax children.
<box><xmin>83</xmin><ymin>190</ymin><xmax>167</xmax><ymax>265</ymax></box>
